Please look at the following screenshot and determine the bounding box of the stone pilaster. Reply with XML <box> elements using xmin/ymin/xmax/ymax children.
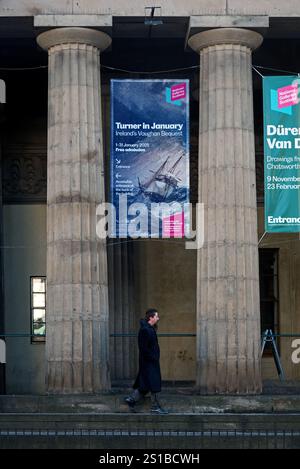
<box><xmin>0</xmin><ymin>127</ymin><xmax>5</xmax><ymax>394</ymax></box>
<box><xmin>188</xmin><ymin>28</ymin><xmax>263</xmax><ymax>394</ymax></box>
<box><xmin>109</xmin><ymin>240</ymin><xmax>137</xmax><ymax>381</ymax></box>
<box><xmin>102</xmin><ymin>83</ymin><xmax>137</xmax><ymax>382</ymax></box>
<box><xmin>37</xmin><ymin>28</ymin><xmax>111</xmax><ymax>393</ymax></box>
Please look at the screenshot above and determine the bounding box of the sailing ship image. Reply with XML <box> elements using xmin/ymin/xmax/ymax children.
<box><xmin>137</xmin><ymin>153</ymin><xmax>185</xmax><ymax>203</ymax></box>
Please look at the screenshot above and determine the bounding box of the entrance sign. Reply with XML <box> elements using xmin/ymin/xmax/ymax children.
<box><xmin>263</xmin><ymin>76</ymin><xmax>300</xmax><ymax>232</ymax></box>
<box><xmin>110</xmin><ymin>79</ymin><xmax>189</xmax><ymax>238</ymax></box>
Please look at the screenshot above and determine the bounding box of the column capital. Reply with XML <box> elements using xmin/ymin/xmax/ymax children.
<box><xmin>37</xmin><ymin>27</ymin><xmax>111</xmax><ymax>51</ymax></box>
<box><xmin>188</xmin><ymin>28</ymin><xmax>263</xmax><ymax>53</ymax></box>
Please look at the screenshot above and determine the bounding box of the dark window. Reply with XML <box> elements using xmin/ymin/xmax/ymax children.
<box><xmin>259</xmin><ymin>249</ymin><xmax>279</xmax><ymax>355</ymax></box>
<box><xmin>30</xmin><ymin>277</ymin><xmax>46</xmax><ymax>343</ymax></box>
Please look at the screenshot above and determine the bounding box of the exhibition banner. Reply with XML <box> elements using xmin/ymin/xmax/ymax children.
<box><xmin>110</xmin><ymin>79</ymin><xmax>189</xmax><ymax>238</ymax></box>
<box><xmin>263</xmin><ymin>75</ymin><xmax>300</xmax><ymax>232</ymax></box>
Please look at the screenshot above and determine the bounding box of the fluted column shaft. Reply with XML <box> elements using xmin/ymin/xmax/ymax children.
<box><xmin>0</xmin><ymin>140</ymin><xmax>5</xmax><ymax>394</ymax></box>
<box><xmin>102</xmin><ymin>84</ymin><xmax>137</xmax><ymax>381</ymax></box>
<box><xmin>189</xmin><ymin>28</ymin><xmax>263</xmax><ymax>394</ymax></box>
<box><xmin>110</xmin><ymin>241</ymin><xmax>137</xmax><ymax>381</ymax></box>
<box><xmin>37</xmin><ymin>28</ymin><xmax>111</xmax><ymax>393</ymax></box>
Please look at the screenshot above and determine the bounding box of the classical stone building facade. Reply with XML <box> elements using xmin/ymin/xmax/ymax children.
<box><xmin>1</xmin><ymin>1</ymin><xmax>300</xmax><ymax>395</ymax></box>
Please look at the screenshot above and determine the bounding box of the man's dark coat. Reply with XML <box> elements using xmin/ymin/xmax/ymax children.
<box><xmin>133</xmin><ymin>319</ymin><xmax>161</xmax><ymax>393</ymax></box>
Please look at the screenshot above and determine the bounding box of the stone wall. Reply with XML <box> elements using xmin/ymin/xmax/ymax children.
<box><xmin>136</xmin><ymin>239</ymin><xmax>196</xmax><ymax>381</ymax></box>
<box><xmin>2</xmin><ymin>1</ymin><xmax>300</xmax><ymax>18</ymax></box>
<box><xmin>3</xmin><ymin>204</ymin><xmax>46</xmax><ymax>393</ymax></box>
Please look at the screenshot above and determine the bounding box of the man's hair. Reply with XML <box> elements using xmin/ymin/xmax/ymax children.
<box><xmin>145</xmin><ymin>308</ymin><xmax>158</xmax><ymax>322</ymax></box>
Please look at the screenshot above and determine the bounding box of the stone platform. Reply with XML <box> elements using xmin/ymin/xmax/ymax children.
<box><xmin>1</xmin><ymin>383</ymin><xmax>300</xmax><ymax>448</ymax></box>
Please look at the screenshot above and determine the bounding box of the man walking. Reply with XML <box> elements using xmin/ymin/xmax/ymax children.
<box><xmin>125</xmin><ymin>309</ymin><xmax>168</xmax><ymax>414</ymax></box>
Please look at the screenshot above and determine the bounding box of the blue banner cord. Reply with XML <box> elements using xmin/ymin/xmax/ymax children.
<box><xmin>252</xmin><ymin>66</ymin><xmax>265</xmax><ymax>78</ymax></box>
<box><xmin>258</xmin><ymin>231</ymin><xmax>267</xmax><ymax>245</ymax></box>
<box><xmin>1</xmin><ymin>63</ymin><xmax>300</xmax><ymax>75</ymax></box>
<box><xmin>253</xmin><ymin>65</ymin><xmax>300</xmax><ymax>76</ymax></box>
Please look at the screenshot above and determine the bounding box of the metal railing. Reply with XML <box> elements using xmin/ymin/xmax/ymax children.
<box><xmin>0</xmin><ymin>428</ymin><xmax>299</xmax><ymax>448</ymax></box>
<box><xmin>0</xmin><ymin>332</ymin><xmax>197</xmax><ymax>338</ymax></box>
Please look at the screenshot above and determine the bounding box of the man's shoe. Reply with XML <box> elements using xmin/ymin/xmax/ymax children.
<box><xmin>124</xmin><ymin>396</ymin><xmax>136</xmax><ymax>412</ymax></box>
<box><xmin>150</xmin><ymin>405</ymin><xmax>169</xmax><ymax>415</ymax></box>
<box><xmin>125</xmin><ymin>396</ymin><xmax>134</xmax><ymax>403</ymax></box>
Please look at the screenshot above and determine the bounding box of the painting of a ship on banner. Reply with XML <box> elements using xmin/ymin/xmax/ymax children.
<box><xmin>137</xmin><ymin>153</ymin><xmax>184</xmax><ymax>203</ymax></box>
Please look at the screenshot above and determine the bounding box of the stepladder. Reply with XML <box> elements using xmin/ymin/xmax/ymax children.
<box><xmin>261</xmin><ymin>329</ymin><xmax>285</xmax><ymax>381</ymax></box>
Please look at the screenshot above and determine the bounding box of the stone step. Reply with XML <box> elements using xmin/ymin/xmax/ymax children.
<box><xmin>1</xmin><ymin>390</ymin><xmax>300</xmax><ymax>448</ymax></box>
<box><xmin>2</xmin><ymin>391</ymin><xmax>300</xmax><ymax>414</ymax></box>
<box><xmin>1</xmin><ymin>411</ymin><xmax>300</xmax><ymax>428</ymax></box>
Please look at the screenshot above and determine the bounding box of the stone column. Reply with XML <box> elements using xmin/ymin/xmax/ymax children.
<box><xmin>109</xmin><ymin>240</ymin><xmax>137</xmax><ymax>382</ymax></box>
<box><xmin>0</xmin><ymin>123</ymin><xmax>5</xmax><ymax>394</ymax></box>
<box><xmin>37</xmin><ymin>28</ymin><xmax>111</xmax><ymax>393</ymax></box>
<box><xmin>188</xmin><ymin>28</ymin><xmax>263</xmax><ymax>394</ymax></box>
